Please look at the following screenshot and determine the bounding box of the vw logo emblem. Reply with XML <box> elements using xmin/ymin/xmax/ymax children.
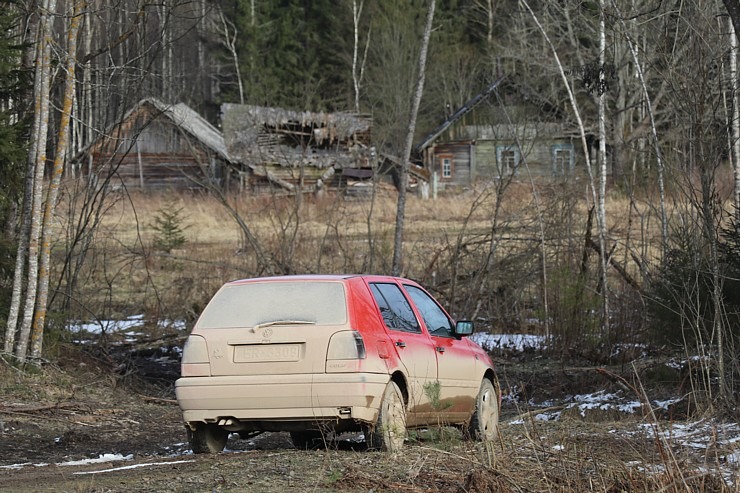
<box><xmin>262</xmin><ymin>328</ymin><xmax>273</xmax><ymax>338</ymax></box>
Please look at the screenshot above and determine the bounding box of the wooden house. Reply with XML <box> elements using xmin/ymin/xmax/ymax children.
<box><xmin>74</xmin><ymin>98</ymin><xmax>236</xmax><ymax>191</ymax></box>
<box><xmin>415</xmin><ymin>79</ymin><xmax>597</xmax><ymax>192</ymax></box>
<box><xmin>221</xmin><ymin>104</ymin><xmax>377</xmax><ymax>193</ymax></box>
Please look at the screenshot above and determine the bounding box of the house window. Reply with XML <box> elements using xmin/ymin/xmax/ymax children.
<box><xmin>551</xmin><ymin>144</ymin><xmax>574</xmax><ymax>175</ymax></box>
<box><xmin>495</xmin><ymin>146</ymin><xmax>520</xmax><ymax>177</ymax></box>
<box><xmin>438</xmin><ymin>155</ymin><xmax>453</xmax><ymax>179</ymax></box>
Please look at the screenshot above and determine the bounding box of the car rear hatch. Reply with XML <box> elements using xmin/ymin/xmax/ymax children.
<box><xmin>191</xmin><ymin>280</ymin><xmax>350</xmax><ymax>376</ymax></box>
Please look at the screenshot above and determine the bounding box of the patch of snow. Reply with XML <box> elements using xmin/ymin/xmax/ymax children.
<box><xmin>72</xmin><ymin>459</ymin><xmax>195</xmax><ymax>475</ymax></box>
<box><xmin>58</xmin><ymin>453</ymin><xmax>134</xmax><ymax>467</ymax></box>
<box><xmin>0</xmin><ymin>462</ymin><xmax>32</xmax><ymax>470</ymax></box>
<box><xmin>469</xmin><ymin>333</ymin><xmax>546</xmax><ymax>352</ymax></box>
<box><xmin>1</xmin><ymin>454</ymin><xmax>134</xmax><ymax>471</ymax></box>
<box><xmin>653</xmin><ymin>398</ymin><xmax>682</xmax><ymax>410</ymax></box>
<box><xmin>665</xmin><ymin>355</ymin><xmax>712</xmax><ymax>371</ymax></box>
<box><xmin>610</xmin><ymin>343</ymin><xmax>648</xmax><ymax>359</ymax></box>
<box><xmin>725</xmin><ymin>451</ymin><xmax>740</xmax><ymax>464</ymax></box>
<box><xmin>67</xmin><ymin>316</ymin><xmax>187</xmax><ymax>342</ymax></box>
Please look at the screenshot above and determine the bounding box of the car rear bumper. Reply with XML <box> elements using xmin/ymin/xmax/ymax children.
<box><xmin>176</xmin><ymin>372</ymin><xmax>389</xmax><ymax>426</ymax></box>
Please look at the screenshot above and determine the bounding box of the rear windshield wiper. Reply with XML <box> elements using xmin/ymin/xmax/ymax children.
<box><xmin>250</xmin><ymin>320</ymin><xmax>316</xmax><ymax>333</ymax></box>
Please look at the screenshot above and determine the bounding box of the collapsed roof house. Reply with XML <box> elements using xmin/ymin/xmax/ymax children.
<box><xmin>221</xmin><ymin>104</ymin><xmax>377</xmax><ymax>194</ymax></box>
<box><xmin>415</xmin><ymin>77</ymin><xmax>596</xmax><ymax>192</ymax></box>
<box><xmin>73</xmin><ymin>98</ymin><xmax>237</xmax><ymax>191</ymax></box>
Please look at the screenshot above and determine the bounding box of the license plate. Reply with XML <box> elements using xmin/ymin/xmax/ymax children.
<box><xmin>234</xmin><ymin>344</ymin><xmax>302</xmax><ymax>363</ymax></box>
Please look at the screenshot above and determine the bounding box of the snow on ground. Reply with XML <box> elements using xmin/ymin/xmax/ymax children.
<box><xmin>58</xmin><ymin>453</ymin><xmax>134</xmax><ymax>467</ymax></box>
<box><xmin>469</xmin><ymin>332</ymin><xmax>546</xmax><ymax>352</ymax></box>
<box><xmin>72</xmin><ymin>459</ymin><xmax>195</xmax><ymax>475</ymax></box>
<box><xmin>0</xmin><ymin>453</ymin><xmax>133</xmax><ymax>471</ymax></box>
<box><xmin>67</xmin><ymin>316</ymin><xmax>186</xmax><ymax>343</ymax></box>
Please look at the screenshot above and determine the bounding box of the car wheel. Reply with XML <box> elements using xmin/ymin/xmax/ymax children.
<box><xmin>467</xmin><ymin>379</ymin><xmax>499</xmax><ymax>441</ymax></box>
<box><xmin>290</xmin><ymin>430</ymin><xmax>324</xmax><ymax>450</ymax></box>
<box><xmin>366</xmin><ymin>380</ymin><xmax>406</xmax><ymax>453</ymax></box>
<box><xmin>188</xmin><ymin>423</ymin><xmax>229</xmax><ymax>454</ymax></box>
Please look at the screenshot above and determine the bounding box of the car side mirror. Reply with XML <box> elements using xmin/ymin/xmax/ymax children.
<box><xmin>454</xmin><ymin>320</ymin><xmax>474</xmax><ymax>337</ymax></box>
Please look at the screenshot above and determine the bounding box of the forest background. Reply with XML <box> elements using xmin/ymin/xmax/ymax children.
<box><xmin>1</xmin><ymin>0</ymin><xmax>740</xmax><ymax>417</ymax></box>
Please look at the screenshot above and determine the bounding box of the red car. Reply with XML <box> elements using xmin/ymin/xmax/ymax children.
<box><xmin>176</xmin><ymin>275</ymin><xmax>500</xmax><ymax>453</ymax></box>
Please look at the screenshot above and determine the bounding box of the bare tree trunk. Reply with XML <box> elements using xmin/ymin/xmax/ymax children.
<box><xmin>215</xmin><ymin>7</ymin><xmax>243</xmax><ymax>104</ymax></box>
<box><xmin>610</xmin><ymin>0</ymin><xmax>668</xmax><ymax>251</ymax></box>
<box><xmin>724</xmin><ymin>0</ymin><xmax>740</xmax><ymax>39</ymax></box>
<box><xmin>4</xmin><ymin>14</ymin><xmax>43</xmax><ymax>354</ymax></box>
<box><xmin>597</xmin><ymin>0</ymin><xmax>610</xmax><ymax>336</ymax></box>
<box><xmin>15</xmin><ymin>0</ymin><xmax>57</xmax><ymax>361</ymax></box>
<box><xmin>30</xmin><ymin>0</ymin><xmax>83</xmax><ymax>359</ymax></box>
<box><xmin>731</xmin><ymin>19</ymin><xmax>740</xmax><ymax>219</ymax></box>
<box><xmin>159</xmin><ymin>2</ymin><xmax>170</xmax><ymax>101</ymax></box>
<box><xmin>486</xmin><ymin>0</ymin><xmax>493</xmax><ymax>46</ymax></box>
<box><xmin>391</xmin><ymin>0</ymin><xmax>435</xmax><ymax>276</ymax></box>
<box><xmin>82</xmin><ymin>6</ymin><xmax>92</xmax><ymax>151</ymax></box>
<box><xmin>521</xmin><ymin>0</ymin><xmax>594</xmax><ymax>214</ymax></box>
<box><xmin>351</xmin><ymin>0</ymin><xmax>370</xmax><ymax>113</ymax></box>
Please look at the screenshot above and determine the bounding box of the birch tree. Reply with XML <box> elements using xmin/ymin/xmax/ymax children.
<box><xmin>391</xmin><ymin>0</ymin><xmax>435</xmax><ymax>276</ymax></box>
<box><xmin>351</xmin><ymin>0</ymin><xmax>370</xmax><ymax>113</ymax></box>
<box><xmin>730</xmin><ymin>18</ymin><xmax>740</xmax><ymax>220</ymax></box>
<box><xmin>29</xmin><ymin>0</ymin><xmax>84</xmax><ymax>359</ymax></box>
<box><xmin>596</xmin><ymin>0</ymin><xmax>609</xmax><ymax>336</ymax></box>
<box><xmin>0</xmin><ymin>2</ymin><xmax>28</xmax><ymax>349</ymax></box>
<box><xmin>211</xmin><ymin>5</ymin><xmax>244</xmax><ymax>104</ymax></box>
<box><xmin>10</xmin><ymin>0</ymin><xmax>56</xmax><ymax>361</ymax></box>
<box><xmin>520</xmin><ymin>0</ymin><xmax>608</xmax><ymax>333</ymax></box>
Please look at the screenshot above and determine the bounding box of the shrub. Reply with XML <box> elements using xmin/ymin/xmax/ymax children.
<box><xmin>151</xmin><ymin>200</ymin><xmax>187</xmax><ymax>253</ymax></box>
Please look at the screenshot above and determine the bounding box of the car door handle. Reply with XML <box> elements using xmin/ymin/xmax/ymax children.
<box><xmin>395</xmin><ymin>341</ymin><xmax>406</xmax><ymax>348</ymax></box>
<box><xmin>435</xmin><ymin>346</ymin><xmax>445</xmax><ymax>353</ymax></box>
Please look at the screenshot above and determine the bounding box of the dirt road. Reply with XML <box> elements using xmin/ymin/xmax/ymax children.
<box><xmin>1</xmin><ymin>352</ymin><xmax>737</xmax><ymax>492</ymax></box>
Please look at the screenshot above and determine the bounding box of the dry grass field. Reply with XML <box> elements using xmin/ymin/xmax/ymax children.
<box><xmin>51</xmin><ymin>181</ymin><xmax>664</xmax><ymax>339</ymax></box>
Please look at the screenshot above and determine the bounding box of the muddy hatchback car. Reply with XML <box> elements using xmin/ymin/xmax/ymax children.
<box><xmin>176</xmin><ymin>275</ymin><xmax>500</xmax><ymax>453</ymax></box>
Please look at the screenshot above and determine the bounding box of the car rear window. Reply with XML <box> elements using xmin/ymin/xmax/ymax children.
<box><xmin>197</xmin><ymin>281</ymin><xmax>348</xmax><ymax>329</ymax></box>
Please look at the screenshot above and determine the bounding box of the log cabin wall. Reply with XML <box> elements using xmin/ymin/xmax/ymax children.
<box><xmin>78</xmin><ymin>100</ymin><xmax>233</xmax><ymax>192</ymax></box>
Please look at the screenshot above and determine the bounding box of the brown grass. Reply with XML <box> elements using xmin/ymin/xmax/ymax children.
<box><xmin>49</xmin><ymin>177</ymin><xmax>727</xmax><ymax>342</ymax></box>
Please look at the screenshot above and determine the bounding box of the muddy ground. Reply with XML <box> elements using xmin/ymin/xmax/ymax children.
<box><xmin>0</xmin><ymin>346</ymin><xmax>737</xmax><ymax>492</ymax></box>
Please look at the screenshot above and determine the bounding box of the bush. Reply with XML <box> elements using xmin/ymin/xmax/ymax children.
<box><xmin>648</xmin><ymin>219</ymin><xmax>740</xmax><ymax>347</ymax></box>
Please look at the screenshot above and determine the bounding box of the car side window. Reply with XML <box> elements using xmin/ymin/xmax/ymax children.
<box><xmin>370</xmin><ymin>283</ymin><xmax>421</xmax><ymax>333</ymax></box>
<box><xmin>404</xmin><ymin>285</ymin><xmax>454</xmax><ymax>337</ymax></box>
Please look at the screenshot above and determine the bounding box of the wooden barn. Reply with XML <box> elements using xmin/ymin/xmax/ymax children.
<box><xmin>221</xmin><ymin>104</ymin><xmax>377</xmax><ymax>193</ymax></box>
<box><xmin>74</xmin><ymin>98</ymin><xmax>236</xmax><ymax>191</ymax></box>
<box><xmin>415</xmin><ymin>79</ymin><xmax>598</xmax><ymax>192</ymax></box>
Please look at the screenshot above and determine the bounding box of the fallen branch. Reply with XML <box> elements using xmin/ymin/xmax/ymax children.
<box><xmin>0</xmin><ymin>402</ymin><xmax>78</xmax><ymax>414</ymax></box>
<box><xmin>516</xmin><ymin>405</ymin><xmax>566</xmax><ymax>421</ymax></box>
<box><xmin>588</xmin><ymin>239</ymin><xmax>644</xmax><ymax>295</ymax></box>
<box><xmin>138</xmin><ymin>395</ymin><xmax>178</xmax><ymax>405</ymax></box>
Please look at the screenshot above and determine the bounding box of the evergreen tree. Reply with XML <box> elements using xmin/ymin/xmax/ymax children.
<box><xmin>231</xmin><ymin>0</ymin><xmax>352</xmax><ymax>111</ymax></box>
<box><xmin>0</xmin><ymin>1</ymin><xmax>29</xmax><ymax>325</ymax></box>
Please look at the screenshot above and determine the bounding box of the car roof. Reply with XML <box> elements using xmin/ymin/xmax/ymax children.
<box><xmin>225</xmin><ymin>274</ymin><xmax>409</xmax><ymax>285</ymax></box>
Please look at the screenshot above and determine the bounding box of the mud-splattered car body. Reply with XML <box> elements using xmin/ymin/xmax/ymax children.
<box><xmin>176</xmin><ymin>274</ymin><xmax>499</xmax><ymax>453</ymax></box>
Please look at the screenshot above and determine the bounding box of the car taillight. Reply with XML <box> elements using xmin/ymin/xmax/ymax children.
<box><xmin>327</xmin><ymin>331</ymin><xmax>366</xmax><ymax>360</ymax></box>
<box><xmin>182</xmin><ymin>335</ymin><xmax>209</xmax><ymax>363</ymax></box>
<box><xmin>181</xmin><ymin>335</ymin><xmax>212</xmax><ymax>377</ymax></box>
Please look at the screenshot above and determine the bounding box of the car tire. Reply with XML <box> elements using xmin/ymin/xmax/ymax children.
<box><xmin>188</xmin><ymin>423</ymin><xmax>229</xmax><ymax>454</ymax></box>
<box><xmin>290</xmin><ymin>431</ymin><xmax>324</xmax><ymax>450</ymax></box>
<box><xmin>467</xmin><ymin>378</ymin><xmax>499</xmax><ymax>441</ymax></box>
<box><xmin>366</xmin><ymin>380</ymin><xmax>406</xmax><ymax>453</ymax></box>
